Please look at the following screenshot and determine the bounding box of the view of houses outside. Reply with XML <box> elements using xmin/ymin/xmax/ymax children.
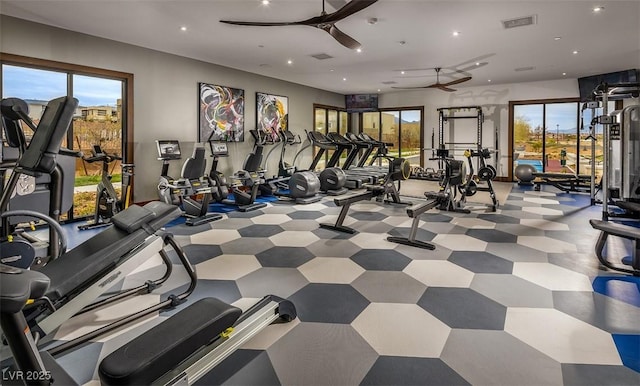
<box><xmin>2</xmin><ymin>64</ymin><xmax>124</xmax><ymax>219</ymax></box>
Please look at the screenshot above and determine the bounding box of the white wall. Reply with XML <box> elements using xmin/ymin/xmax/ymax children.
<box><xmin>1</xmin><ymin>15</ymin><xmax>344</xmax><ymax>201</ymax></box>
<box><xmin>379</xmin><ymin>79</ymin><xmax>580</xmax><ymax>177</ymax></box>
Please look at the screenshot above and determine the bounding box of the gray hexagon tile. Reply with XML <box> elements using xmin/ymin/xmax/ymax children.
<box><xmin>466</xmin><ymin>228</ymin><xmax>519</xmax><ymax>243</ymax></box>
<box><xmin>269</xmin><ymin>230</ymin><xmax>320</xmax><ymax>247</ymax></box>
<box><xmin>297</xmin><ymin>257</ymin><xmax>365</xmax><ymax>284</ymax></box>
<box><xmin>220</xmin><ymin>237</ymin><xmax>275</xmax><ymax>255</ymax></box>
<box><xmin>561</xmin><ymin>363</ymin><xmax>640</xmax><ymax>385</ymax></box>
<box><xmin>279</xmin><ymin>219</ymin><xmax>320</xmax><ymax>231</ymax></box>
<box><xmin>351</xmin><ymin>271</ymin><xmax>427</xmax><ymax>303</ymax></box>
<box><xmin>255</xmin><ymin>246</ymin><xmax>315</xmax><ymax>268</ymax></box>
<box><xmin>350</xmin><ymin>249</ymin><xmax>412</xmax><ymax>271</ymax></box>
<box><xmin>350</xmin><ymin>231</ymin><xmax>399</xmax><ymax>249</ymax></box>
<box><xmin>450</xmin><ymin>217</ymin><xmax>496</xmax><ymax>229</ymax></box>
<box><xmin>238</xmin><ymin>224</ymin><xmax>285</xmax><ymax>238</ymax></box>
<box><xmin>285</xmin><ymin>210</ymin><xmax>325</xmax><ymax>220</ymax></box>
<box><xmin>288</xmin><ymin>283</ymin><xmax>369</xmax><ymax>324</ymax></box>
<box><xmin>195</xmin><ymin>254</ymin><xmax>261</xmax><ymax>280</ymax></box>
<box><xmin>352</xmin><ymin>303</ymin><xmax>451</xmax><ymax>357</ymax></box>
<box><xmin>305</xmin><ymin>239</ymin><xmax>361</xmax><ymax>257</ymax></box>
<box><xmin>210</xmin><ymin>217</ymin><xmax>254</xmax><ymax>230</ymax></box>
<box><xmin>251</xmin><ymin>213</ymin><xmax>291</xmax><ymax>225</ymax></box>
<box><xmin>361</xmin><ymin>356</ymin><xmax>470</xmax><ymax>386</ymax></box>
<box><xmin>512</xmin><ymin>262</ymin><xmax>593</xmax><ymax>291</ymax></box>
<box><xmin>268</xmin><ymin>323</ymin><xmax>378</xmax><ymax>385</ymax></box>
<box><xmin>486</xmin><ymin>242</ymin><xmax>549</xmax><ymax>263</ymax></box>
<box><xmin>441</xmin><ymin>329</ymin><xmax>563</xmax><ymax>386</ymax></box>
<box><xmin>470</xmin><ymin>273</ymin><xmax>554</xmax><ymax>308</ymax></box>
<box><xmin>189</xmin><ymin>228</ymin><xmax>240</xmax><ymax>245</ymax></box>
<box><xmin>404</xmin><ymin>260</ymin><xmax>474</xmax><ymax>288</ymax></box>
<box><xmin>504</xmin><ymin>308</ymin><xmax>622</xmax><ymax>365</ymax></box>
<box><xmin>235</xmin><ymin>267</ymin><xmax>309</xmax><ymax>298</ymax></box>
<box><xmin>418</xmin><ymin>287</ymin><xmax>507</xmax><ymax>330</ymax></box>
<box><xmin>432</xmin><ymin>234</ymin><xmax>488</xmax><ymax>251</ymax></box>
<box><xmin>449</xmin><ymin>251</ymin><xmax>514</xmax><ymax>274</ymax></box>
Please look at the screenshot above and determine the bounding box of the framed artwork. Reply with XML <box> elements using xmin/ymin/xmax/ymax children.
<box><xmin>256</xmin><ymin>92</ymin><xmax>288</xmax><ymax>141</ymax></box>
<box><xmin>198</xmin><ymin>82</ymin><xmax>244</xmax><ymax>142</ymax></box>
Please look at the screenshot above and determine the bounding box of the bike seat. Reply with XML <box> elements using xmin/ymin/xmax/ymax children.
<box><xmin>0</xmin><ymin>264</ymin><xmax>50</xmax><ymax>314</ymax></box>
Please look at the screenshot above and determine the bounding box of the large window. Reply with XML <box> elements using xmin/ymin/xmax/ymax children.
<box><xmin>312</xmin><ymin>104</ymin><xmax>349</xmax><ymax>170</ymax></box>
<box><xmin>510</xmin><ymin>98</ymin><xmax>616</xmax><ymax>181</ymax></box>
<box><xmin>1</xmin><ymin>54</ymin><xmax>133</xmax><ymax>222</ymax></box>
<box><xmin>359</xmin><ymin>107</ymin><xmax>424</xmax><ymax>168</ymax></box>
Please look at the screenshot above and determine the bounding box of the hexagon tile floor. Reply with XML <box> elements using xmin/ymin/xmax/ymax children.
<box><xmin>52</xmin><ymin>184</ymin><xmax>640</xmax><ymax>385</ymax></box>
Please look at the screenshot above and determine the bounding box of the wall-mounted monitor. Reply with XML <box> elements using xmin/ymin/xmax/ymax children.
<box><xmin>578</xmin><ymin>69</ymin><xmax>639</xmax><ymax>101</ymax></box>
<box><xmin>156</xmin><ymin>140</ymin><xmax>181</xmax><ymax>160</ymax></box>
<box><xmin>345</xmin><ymin>94</ymin><xmax>379</xmax><ymax>112</ymax></box>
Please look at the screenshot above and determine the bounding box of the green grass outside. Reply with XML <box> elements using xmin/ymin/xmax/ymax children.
<box><xmin>75</xmin><ymin>173</ymin><xmax>122</xmax><ymax>186</ymax></box>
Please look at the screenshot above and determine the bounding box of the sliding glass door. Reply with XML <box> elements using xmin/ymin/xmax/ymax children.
<box><xmin>1</xmin><ymin>57</ymin><xmax>131</xmax><ymax>222</ymax></box>
<box><xmin>362</xmin><ymin>108</ymin><xmax>424</xmax><ymax>168</ymax></box>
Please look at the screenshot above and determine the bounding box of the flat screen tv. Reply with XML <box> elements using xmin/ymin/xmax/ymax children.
<box><xmin>345</xmin><ymin>94</ymin><xmax>379</xmax><ymax>112</ymax></box>
<box><xmin>578</xmin><ymin>69</ymin><xmax>639</xmax><ymax>101</ymax></box>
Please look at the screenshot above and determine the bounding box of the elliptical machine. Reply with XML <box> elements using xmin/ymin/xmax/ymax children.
<box><xmin>78</xmin><ymin>145</ymin><xmax>134</xmax><ymax>230</ymax></box>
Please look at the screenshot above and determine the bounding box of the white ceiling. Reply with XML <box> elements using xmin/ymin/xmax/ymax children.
<box><xmin>1</xmin><ymin>0</ymin><xmax>639</xmax><ymax>94</ymax></box>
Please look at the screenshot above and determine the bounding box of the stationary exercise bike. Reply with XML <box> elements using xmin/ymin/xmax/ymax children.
<box><xmin>156</xmin><ymin>140</ymin><xmax>223</xmax><ymax>225</ymax></box>
<box><xmin>78</xmin><ymin>145</ymin><xmax>134</xmax><ymax>230</ymax></box>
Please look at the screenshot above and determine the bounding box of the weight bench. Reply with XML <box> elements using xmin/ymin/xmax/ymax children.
<box><xmin>387</xmin><ymin>200</ymin><xmax>438</xmax><ymax>250</ymax></box>
<box><xmin>99</xmin><ymin>295</ymin><xmax>295</xmax><ymax>385</ymax></box>
<box><xmin>590</xmin><ymin>219</ymin><xmax>640</xmax><ymax>276</ymax></box>
<box><xmin>533</xmin><ymin>172</ymin><xmax>591</xmax><ymax>193</ymax></box>
<box><xmin>17</xmin><ymin>201</ymin><xmax>196</xmax><ymax>355</ymax></box>
<box><xmin>320</xmin><ymin>190</ymin><xmax>375</xmax><ymax>234</ymax></box>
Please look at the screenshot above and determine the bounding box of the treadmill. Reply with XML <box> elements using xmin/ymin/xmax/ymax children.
<box><xmin>344</xmin><ymin>132</ymin><xmax>390</xmax><ymax>176</ymax></box>
<box><xmin>306</xmin><ymin>131</ymin><xmax>363</xmax><ymax>189</ymax></box>
<box><xmin>325</xmin><ymin>132</ymin><xmax>386</xmax><ymax>183</ymax></box>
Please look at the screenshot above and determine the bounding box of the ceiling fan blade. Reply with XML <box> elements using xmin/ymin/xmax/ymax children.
<box><xmin>220</xmin><ymin>20</ymin><xmax>298</xmax><ymax>27</ymax></box>
<box><xmin>426</xmin><ymin>84</ymin><xmax>457</xmax><ymax>92</ymax></box>
<box><xmin>324</xmin><ymin>0</ymin><xmax>379</xmax><ymax>23</ymax></box>
<box><xmin>444</xmin><ymin>76</ymin><xmax>472</xmax><ymax>86</ymax></box>
<box><xmin>326</xmin><ymin>25</ymin><xmax>361</xmax><ymax>49</ymax></box>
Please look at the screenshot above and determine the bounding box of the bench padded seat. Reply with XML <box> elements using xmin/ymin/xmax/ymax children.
<box><xmin>99</xmin><ymin>297</ymin><xmax>241</xmax><ymax>386</ymax></box>
<box><xmin>40</xmin><ymin>201</ymin><xmax>180</xmax><ymax>302</ymax></box>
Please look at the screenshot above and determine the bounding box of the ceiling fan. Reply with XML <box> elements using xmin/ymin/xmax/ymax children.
<box><xmin>219</xmin><ymin>0</ymin><xmax>378</xmax><ymax>50</ymax></box>
<box><xmin>393</xmin><ymin>67</ymin><xmax>472</xmax><ymax>92</ymax></box>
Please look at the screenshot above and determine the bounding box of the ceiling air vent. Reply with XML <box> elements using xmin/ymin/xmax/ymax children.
<box><xmin>310</xmin><ymin>53</ymin><xmax>334</xmax><ymax>60</ymax></box>
<box><xmin>502</xmin><ymin>15</ymin><xmax>537</xmax><ymax>29</ymax></box>
<box><xmin>514</xmin><ymin>66</ymin><xmax>535</xmax><ymax>72</ymax></box>
<box><xmin>381</xmin><ymin>81</ymin><xmax>397</xmax><ymax>85</ymax></box>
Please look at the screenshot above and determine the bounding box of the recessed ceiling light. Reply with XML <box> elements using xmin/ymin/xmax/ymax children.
<box><xmin>356</xmin><ymin>48</ymin><xmax>362</xmax><ymax>53</ymax></box>
<box><xmin>262</xmin><ymin>0</ymin><xmax>270</xmax><ymax>5</ymax></box>
<box><xmin>343</xmin><ymin>78</ymin><xmax>347</xmax><ymax>81</ymax></box>
<box><xmin>562</xmin><ymin>72</ymin><xmax>567</xmax><ymax>76</ymax></box>
<box><xmin>377</xmin><ymin>89</ymin><xmax>381</xmax><ymax>92</ymax></box>
<box><xmin>572</xmin><ymin>50</ymin><xmax>579</xmax><ymax>54</ymax></box>
<box><xmin>287</xmin><ymin>59</ymin><xmax>292</xmax><ymax>65</ymax></box>
<box><xmin>452</xmin><ymin>31</ymin><xmax>460</xmax><ymax>37</ymax></box>
<box><xmin>330</xmin><ymin>69</ymin><xmax>335</xmax><ymax>72</ymax></box>
<box><xmin>400</xmin><ymin>71</ymin><xmax>405</xmax><ymax>75</ymax></box>
<box><xmin>593</xmin><ymin>6</ymin><xmax>604</xmax><ymax>12</ymax></box>
<box><xmin>554</xmin><ymin>36</ymin><xmax>561</xmax><ymax>41</ymax></box>
<box><xmin>475</xmin><ymin>62</ymin><xmax>480</xmax><ymax>66</ymax></box>
<box><xmin>180</xmin><ymin>26</ymin><xmax>187</xmax><ymax>31</ymax></box>
<box><xmin>488</xmin><ymin>79</ymin><xmax>492</xmax><ymax>82</ymax></box>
